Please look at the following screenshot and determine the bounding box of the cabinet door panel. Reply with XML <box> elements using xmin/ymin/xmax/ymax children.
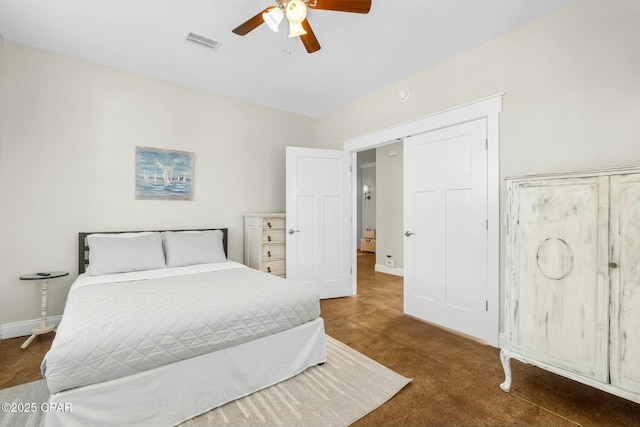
<box><xmin>610</xmin><ymin>174</ymin><xmax>640</xmax><ymax>393</ymax></box>
<box><xmin>509</xmin><ymin>176</ymin><xmax>609</xmax><ymax>381</ymax></box>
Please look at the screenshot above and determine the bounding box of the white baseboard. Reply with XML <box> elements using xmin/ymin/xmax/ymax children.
<box><xmin>374</xmin><ymin>264</ymin><xmax>404</xmax><ymax>277</ymax></box>
<box><xmin>1</xmin><ymin>316</ymin><xmax>62</xmax><ymax>340</ymax></box>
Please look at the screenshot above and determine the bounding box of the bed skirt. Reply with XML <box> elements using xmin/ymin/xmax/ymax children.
<box><xmin>45</xmin><ymin>317</ymin><xmax>327</xmax><ymax>427</ymax></box>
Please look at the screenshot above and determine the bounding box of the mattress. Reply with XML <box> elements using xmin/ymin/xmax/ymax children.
<box><xmin>41</xmin><ymin>262</ymin><xmax>321</xmax><ymax>394</ymax></box>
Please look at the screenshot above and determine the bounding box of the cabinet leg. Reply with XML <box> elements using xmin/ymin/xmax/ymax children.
<box><xmin>500</xmin><ymin>348</ymin><xmax>512</xmax><ymax>392</ymax></box>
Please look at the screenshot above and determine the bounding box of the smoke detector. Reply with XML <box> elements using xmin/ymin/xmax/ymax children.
<box><xmin>397</xmin><ymin>89</ymin><xmax>410</xmax><ymax>102</ymax></box>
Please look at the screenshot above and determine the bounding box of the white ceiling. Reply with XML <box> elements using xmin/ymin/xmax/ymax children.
<box><xmin>0</xmin><ymin>0</ymin><xmax>578</xmax><ymax>118</ymax></box>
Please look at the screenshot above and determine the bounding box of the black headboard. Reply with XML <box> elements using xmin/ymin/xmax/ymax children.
<box><xmin>78</xmin><ymin>228</ymin><xmax>228</xmax><ymax>275</ymax></box>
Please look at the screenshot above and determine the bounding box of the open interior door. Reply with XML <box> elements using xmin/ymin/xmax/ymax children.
<box><xmin>403</xmin><ymin>119</ymin><xmax>489</xmax><ymax>341</ymax></box>
<box><xmin>286</xmin><ymin>147</ymin><xmax>353</xmax><ymax>299</ymax></box>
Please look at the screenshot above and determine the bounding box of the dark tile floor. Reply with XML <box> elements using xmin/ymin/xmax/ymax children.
<box><xmin>321</xmin><ymin>251</ymin><xmax>640</xmax><ymax>426</ymax></box>
<box><xmin>1</xmin><ymin>251</ymin><xmax>639</xmax><ymax>426</ymax></box>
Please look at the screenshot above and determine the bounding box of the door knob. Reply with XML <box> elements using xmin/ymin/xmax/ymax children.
<box><xmin>288</xmin><ymin>229</ymin><xmax>300</xmax><ymax>234</ymax></box>
<box><xmin>404</xmin><ymin>231</ymin><xmax>415</xmax><ymax>237</ymax></box>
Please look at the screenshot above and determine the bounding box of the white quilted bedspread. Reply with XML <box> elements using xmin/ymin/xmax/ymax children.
<box><xmin>41</xmin><ymin>262</ymin><xmax>320</xmax><ymax>394</ymax></box>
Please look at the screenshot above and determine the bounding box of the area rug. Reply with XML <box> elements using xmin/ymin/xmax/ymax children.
<box><xmin>0</xmin><ymin>335</ymin><xmax>411</xmax><ymax>427</ymax></box>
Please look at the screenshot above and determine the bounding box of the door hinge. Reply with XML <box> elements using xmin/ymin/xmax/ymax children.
<box><xmin>486</xmin><ymin>219</ymin><xmax>488</xmax><ymax>230</ymax></box>
<box><xmin>486</xmin><ymin>300</ymin><xmax>488</xmax><ymax>312</ymax></box>
<box><xmin>350</xmin><ymin>267</ymin><xmax>353</xmax><ymax>275</ymax></box>
<box><xmin>485</xmin><ymin>138</ymin><xmax>488</xmax><ymax>150</ymax></box>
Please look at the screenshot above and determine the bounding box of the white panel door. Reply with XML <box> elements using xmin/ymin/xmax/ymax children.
<box><xmin>403</xmin><ymin>119</ymin><xmax>488</xmax><ymax>341</ymax></box>
<box><xmin>509</xmin><ymin>176</ymin><xmax>609</xmax><ymax>381</ymax></box>
<box><xmin>610</xmin><ymin>173</ymin><xmax>640</xmax><ymax>393</ymax></box>
<box><xmin>286</xmin><ymin>147</ymin><xmax>352</xmax><ymax>299</ymax></box>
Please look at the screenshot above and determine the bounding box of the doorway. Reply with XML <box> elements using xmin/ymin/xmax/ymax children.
<box><xmin>344</xmin><ymin>94</ymin><xmax>502</xmax><ymax>347</ymax></box>
<box><xmin>357</xmin><ymin>149</ymin><xmax>376</xmax><ymax>260</ymax></box>
<box><xmin>356</xmin><ymin>145</ymin><xmax>405</xmax><ymax>276</ymax></box>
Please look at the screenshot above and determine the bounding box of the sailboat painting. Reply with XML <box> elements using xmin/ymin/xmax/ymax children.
<box><xmin>135</xmin><ymin>147</ymin><xmax>194</xmax><ymax>200</ymax></box>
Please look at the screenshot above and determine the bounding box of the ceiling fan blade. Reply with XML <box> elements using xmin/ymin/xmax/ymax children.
<box><xmin>232</xmin><ymin>7</ymin><xmax>273</xmax><ymax>35</ymax></box>
<box><xmin>308</xmin><ymin>0</ymin><xmax>371</xmax><ymax>14</ymax></box>
<box><xmin>300</xmin><ymin>19</ymin><xmax>321</xmax><ymax>53</ymax></box>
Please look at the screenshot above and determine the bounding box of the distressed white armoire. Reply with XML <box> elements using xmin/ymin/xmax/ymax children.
<box><xmin>500</xmin><ymin>167</ymin><xmax>640</xmax><ymax>404</ymax></box>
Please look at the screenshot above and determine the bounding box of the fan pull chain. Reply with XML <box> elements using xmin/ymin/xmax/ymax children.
<box><xmin>282</xmin><ymin>18</ymin><xmax>292</xmax><ymax>55</ymax></box>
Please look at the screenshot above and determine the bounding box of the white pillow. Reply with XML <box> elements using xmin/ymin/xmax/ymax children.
<box><xmin>87</xmin><ymin>232</ymin><xmax>166</xmax><ymax>276</ymax></box>
<box><xmin>164</xmin><ymin>230</ymin><xmax>226</xmax><ymax>268</ymax></box>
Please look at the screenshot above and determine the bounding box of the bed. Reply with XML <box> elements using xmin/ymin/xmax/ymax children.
<box><xmin>40</xmin><ymin>228</ymin><xmax>326</xmax><ymax>427</ymax></box>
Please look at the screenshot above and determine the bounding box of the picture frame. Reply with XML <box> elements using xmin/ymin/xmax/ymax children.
<box><xmin>135</xmin><ymin>146</ymin><xmax>194</xmax><ymax>200</ymax></box>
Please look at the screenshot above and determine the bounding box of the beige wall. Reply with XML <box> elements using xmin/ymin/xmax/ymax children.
<box><xmin>316</xmin><ymin>0</ymin><xmax>640</xmax><ymax>170</ymax></box>
<box><xmin>375</xmin><ymin>141</ymin><xmax>403</xmax><ymax>269</ymax></box>
<box><xmin>0</xmin><ymin>34</ymin><xmax>4</xmax><ymax>177</ymax></box>
<box><xmin>0</xmin><ymin>42</ymin><xmax>314</xmax><ymax>325</ymax></box>
<box><xmin>315</xmin><ymin>0</ymin><xmax>640</xmax><ymax>330</ymax></box>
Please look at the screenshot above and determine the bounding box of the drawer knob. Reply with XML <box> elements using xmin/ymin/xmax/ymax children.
<box><xmin>267</xmin><ymin>222</ymin><xmax>272</xmax><ymax>228</ymax></box>
<box><xmin>267</xmin><ymin>267</ymin><xmax>271</xmax><ymax>273</ymax></box>
<box><xmin>609</xmin><ymin>262</ymin><xmax>618</xmax><ymax>269</ymax></box>
<box><xmin>267</xmin><ymin>235</ymin><xmax>271</xmax><ymax>242</ymax></box>
<box><xmin>267</xmin><ymin>251</ymin><xmax>271</xmax><ymax>257</ymax></box>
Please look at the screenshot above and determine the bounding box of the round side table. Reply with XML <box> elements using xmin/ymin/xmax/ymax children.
<box><xmin>19</xmin><ymin>271</ymin><xmax>69</xmax><ymax>349</ymax></box>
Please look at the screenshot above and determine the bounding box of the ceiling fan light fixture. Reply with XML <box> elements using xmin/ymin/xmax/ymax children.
<box><xmin>288</xmin><ymin>21</ymin><xmax>307</xmax><ymax>38</ymax></box>
<box><xmin>234</xmin><ymin>0</ymin><xmax>372</xmax><ymax>53</ymax></box>
<box><xmin>286</xmin><ymin>0</ymin><xmax>307</xmax><ymax>24</ymax></box>
<box><xmin>262</xmin><ymin>7</ymin><xmax>284</xmax><ymax>32</ymax></box>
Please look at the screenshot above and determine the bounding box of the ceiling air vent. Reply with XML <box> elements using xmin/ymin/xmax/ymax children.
<box><xmin>185</xmin><ymin>31</ymin><xmax>222</xmax><ymax>51</ymax></box>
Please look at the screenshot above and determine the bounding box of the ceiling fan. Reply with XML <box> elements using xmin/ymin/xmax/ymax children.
<box><xmin>232</xmin><ymin>0</ymin><xmax>372</xmax><ymax>54</ymax></box>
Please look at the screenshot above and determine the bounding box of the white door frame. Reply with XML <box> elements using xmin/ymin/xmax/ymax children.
<box><xmin>342</xmin><ymin>93</ymin><xmax>503</xmax><ymax>347</ymax></box>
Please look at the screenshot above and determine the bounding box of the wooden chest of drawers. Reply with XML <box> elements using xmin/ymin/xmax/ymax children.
<box><xmin>243</xmin><ymin>213</ymin><xmax>286</xmax><ymax>278</ymax></box>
